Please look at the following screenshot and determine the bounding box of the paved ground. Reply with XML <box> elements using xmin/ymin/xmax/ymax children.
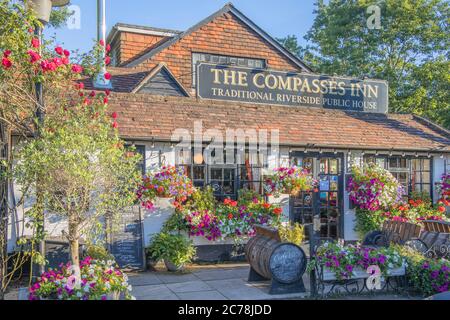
<box><xmin>5</xmin><ymin>262</ymin><xmax>418</xmax><ymax>300</ymax></box>
<box><xmin>128</xmin><ymin>263</ymin><xmax>310</xmax><ymax>300</ymax></box>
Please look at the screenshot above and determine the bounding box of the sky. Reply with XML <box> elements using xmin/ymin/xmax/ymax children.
<box><xmin>44</xmin><ymin>0</ymin><xmax>319</xmax><ymax>54</ymax></box>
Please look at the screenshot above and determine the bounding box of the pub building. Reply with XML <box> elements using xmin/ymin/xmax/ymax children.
<box><xmin>99</xmin><ymin>3</ymin><xmax>449</xmax><ymax>242</ymax></box>
<box><xmin>6</xmin><ymin>3</ymin><xmax>450</xmax><ymax>265</ymax></box>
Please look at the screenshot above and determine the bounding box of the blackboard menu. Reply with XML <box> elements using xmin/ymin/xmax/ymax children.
<box><xmin>109</xmin><ymin>206</ymin><xmax>145</xmax><ymax>271</ymax></box>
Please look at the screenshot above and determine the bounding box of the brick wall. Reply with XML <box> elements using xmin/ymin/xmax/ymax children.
<box><xmin>113</xmin><ymin>12</ymin><xmax>303</xmax><ymax>89</ymax></box>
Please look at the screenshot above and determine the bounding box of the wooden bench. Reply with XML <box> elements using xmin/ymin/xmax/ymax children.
<box><xmin>422</xmin><ymin>220</ymin><xmax>450</xmax><ymax>233</ymax></box>
<box><xmin>363</xmin><ymin>220</ymin><xmax>421</xmax><ymax>247</ymax></box>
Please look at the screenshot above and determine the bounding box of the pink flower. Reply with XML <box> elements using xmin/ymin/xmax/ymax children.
<box><xmin>104</xmin><ymin>97</ymin><xmax>109</xmax><ymax>104</ymax></box>
<box><xmin>71</xmin><ymin>64</ymin><xmax>83</xmax><ymax>73</ymax></box>
<box><xmin>2</xmin><ymin>57</ymin><xmax>12</xmax><ymax>69</ymax></box>
<box><xmin>106</xmin><ymin>44</ymin><xmax>111</xmax><ymax>53</ymax></box>
<box><xmin>55</xmin><ymin>46</ymin><xmax>64</xmax><ymax>55</ymax></box>
<box><xmin>105</xmin><ymin>56</ymin><xmax>111</xmax><ymax>65</ymax></box>
<box><xmin>75</xmin><ymin>82</ymin><xmax>85</xmax><ymax>90</ymax></box>
<box><xmin>99</xmin><ymin>39</ymin><xmax>105</xmax><ymax>47</ymax></box>
<box><xmin>104</xmin><ymin>72</ymin><xmax>111</xmax><ymax>80</ymax></box>
<box><xmin>62</xmin><ymin>56</ymin><xmax>69</xmax><ymax>65</ymax></box>
<box><xmin>66</xmin><ymin>275</ymin><xmax>77</xmax><ymax>290</ymax></box>
<box><xmin>112</xmin><ymin>112</ymin><xmax>118</xmax><ymax>119</ymax></box>
<box><xmin>112</xmin><ymin>121</ymin><xmax>118</xmax><ymax>129</ymax></box>
<box><xmin>63</xmin><ymin>49</ymin><xmax>70</xmax><ymax>57</ymax></box>
<box><xmin>53</xmin><ymin>57</ymin><xmax>63</xmax><ymax>66</ymax></box>
<box><xmin>27</xmin><ymin>50</ymin><xmax>41</xmax><ymax>63</ymax></box>
<box><xmin>3</xmin><ymin>50</ymin><xmax>11</xmax><ymax>57</ymax></box>
<box><xmin>31</xmin><ymin>38</ymin><xmax>40</xmax><ymax>48</ymax></box>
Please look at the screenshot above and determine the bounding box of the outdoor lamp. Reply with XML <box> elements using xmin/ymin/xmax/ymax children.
<box><xmin>27</xmin><ymin>0</ymin><xmax>70</xmax><ymax>25</ymax></box>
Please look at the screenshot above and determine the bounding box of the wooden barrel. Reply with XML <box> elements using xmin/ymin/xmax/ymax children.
<box><xmin>245</xmin><ymin>234</ymin><xmax>306</xmax><ymax>284</ymax></box>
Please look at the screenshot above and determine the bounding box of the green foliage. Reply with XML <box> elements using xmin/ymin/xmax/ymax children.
<box><xmin>147</xmin><ymin>233</ymin><xmax>196</xmax><ymax>268</ymax></box>
<box><xmin>162</xmin><ymin>211</ymin><xmax>189</xmax><ymax>233</ymax></box>
<box><xmin>13</xmin><ymin>100</ymin><xmax>142</xmax><ymax>252</ymax></box>
<box><xmin>394</xmin><ymin>245</ymin><xmax>450</xmax><ymax>296</ymax></box>
<box><xmin>278</xmin><ymin>223</ymin><xmax>305</xmax><ymax>246</ymax></box>
<box><xmin>48</xmin><ymin>6</ymin><xmax>73</xmax><ymax>29</ymax></box>
<box><xmin>354</xmin><ymin>208</ymin><xmax>385</xmax><ymax>238</ymax></box>
<box><xmin>237</xmin><ymin>188</ymin><xmax>263</xmax><ymax>205</ymax></box>
<box><xmin>184</xmin><ymin>186</ymin><xmax>217</xmax><ymax>213</ymax></box>
<box><xmin>410</xmin><ymin>191</ymin><xmax>432</xmax><ymax>204</ymax></box>
<box><xmin>85</xmin><ymin>245</ymin><xmax>114</xmax><ymax>262</ymax></box>
<box><xmin>280</xmin><ymin>0</ymin><xmax>450</xmax><ymax>128</ymax></box>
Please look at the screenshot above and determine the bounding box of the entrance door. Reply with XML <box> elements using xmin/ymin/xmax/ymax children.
<box><xmin>291</xmin><ymin>153</ymin><xmax>344</xmax><ymax>240</ymax></box>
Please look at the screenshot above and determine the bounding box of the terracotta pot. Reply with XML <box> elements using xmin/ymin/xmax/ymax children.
<box><xmin>164</xmin><ymin>259</ymin><xmax>185</xmax><ymax>272</ymax></box>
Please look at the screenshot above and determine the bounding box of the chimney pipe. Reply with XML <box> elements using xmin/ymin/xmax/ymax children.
<box><xmin>94</xmin><ymin>0</ymin><xmax>112</xmax><ymax>89</ymax></box>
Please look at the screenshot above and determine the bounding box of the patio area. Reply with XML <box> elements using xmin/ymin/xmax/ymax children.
<box><xmin>128</xmin><ymin>263</ymin><xmax>310</xmax><ymax>300</ymax></box>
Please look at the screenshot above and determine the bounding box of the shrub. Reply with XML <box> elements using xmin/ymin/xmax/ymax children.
<box><xmin>84</xmin><ymin>245</ymin><xmax>114</xmax><ymax>262</ymax></box>
<box><xmin>395</xmin><ymin>245</ymin><xmax>450</xmax><ymax>296</ymax></box>
<box><xmin>278</xmin><ymin>223</ymin><xmax>305</xmax><ymax>246</ymax></box>
<box><xmin>147</xmin><ymin>233</ymin><xmax>196</xmax><ymax>268</ymax></box>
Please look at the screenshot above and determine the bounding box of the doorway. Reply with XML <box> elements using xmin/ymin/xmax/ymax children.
<box><xmin>290</xmin><ymin>152</ymin><xmax>345</xmax><ymax>240</ymax></box>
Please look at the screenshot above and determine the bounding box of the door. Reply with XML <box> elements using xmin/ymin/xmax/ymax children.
<box><xmin>291</xmin><ymin>153</ymin><xmax>344</xmax><ymax>240</ymax></box>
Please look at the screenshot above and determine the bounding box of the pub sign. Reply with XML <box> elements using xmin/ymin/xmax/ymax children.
<box><xmin>197</xmin><ymin>63</ymin><xmax>388</xmax><ymax>113</ymax></box>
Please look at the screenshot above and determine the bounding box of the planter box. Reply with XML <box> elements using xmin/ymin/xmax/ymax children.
<box><xmin>142</xmin><ymin>197</ymin><xmax>174</xmax><ymax>246</ymax></box>
<box><xmin>181</xmin><ymin>232</ymin><xmax>248</xmax><ymax>262</ymax></box>
<box><xmin>321</xmin><ymin>264</ymin><xmax>406</xmax><ymax>281</ymax></box>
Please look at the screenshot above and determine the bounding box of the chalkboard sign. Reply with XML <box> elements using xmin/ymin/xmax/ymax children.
<box><xmin>109</xmin><ymin>206</ymin><xmax>145</xmax><ymax>271</ymax></box>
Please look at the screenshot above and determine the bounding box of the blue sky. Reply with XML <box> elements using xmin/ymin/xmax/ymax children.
<box><xmin>44</xmin><ymin>0</ymin><xmax>319</xmax><ymax>54</ymax></box>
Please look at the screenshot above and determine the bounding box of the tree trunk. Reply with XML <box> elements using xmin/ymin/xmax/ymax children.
<box><xmin>68</xmin><ymin>218</ymin><xmax>81</xmax><ymax>288</ymax></box>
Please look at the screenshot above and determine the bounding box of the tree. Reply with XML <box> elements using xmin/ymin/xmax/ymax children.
<box><xmin>12</xmin><ymin>92</ymin><xmax>141</xmax><ymax>286</ymax></box>
<box><xmin>278</xmin><ymin>0</ymin><xmax>450</xmax><ymax>128</ymax></box>
<box><xmin>0</xmin><ymin>0</ymin><xmax>103</xmax><ymax>299</ymax></box>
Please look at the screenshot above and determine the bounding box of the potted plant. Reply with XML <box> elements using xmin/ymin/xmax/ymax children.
<box><xmin>29</xmin><ymin>257</ymin><xmax>134</xmax><ymax>300</ymax></box>
<box><xmin>147</xmin><ymin>232</ymin><xmax>196</xmax><ymax>272</ymax></box>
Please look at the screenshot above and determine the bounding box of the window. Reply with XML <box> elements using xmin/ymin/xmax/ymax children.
<box><xmin>411</xmin><ymin>158</ymin><xmax>431</xmax><ymax>195</ymax></box>
<box><xmin>192</xmin><ymin>53</ymin><xmax>266</xmax><ymax>86</ymax></box>
<box><xmin>176</xmin><ymin>147</ymin><xmax>267</xmax><ymax>200</ymax></box>
<box><xmin>125</xmin><ymin>145</ymin><xmax>146</xmax><ymax>176</ymax></box>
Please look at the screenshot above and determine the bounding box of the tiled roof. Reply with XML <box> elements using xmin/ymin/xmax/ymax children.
<box><xmin>81</xmin><ymin>67</ymin><xmax>151</xmax><ymax>93</ymax></box>
<box><xmin>107</xmin><ymin>93</ymin><xmax>450</xmax><ymax>153</ymax></box>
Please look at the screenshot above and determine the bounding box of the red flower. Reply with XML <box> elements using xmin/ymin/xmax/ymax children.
<box><xmin>106</xmin><ymin>44</ymin><xmax>111</xmax><ymax>53</ymax></box>
<box><xmin>83</xmin><ymin>98</ymin><xmax>91</xmax><ymax>105</ymax></box>
<box><xmin>105</xmin><ymin>89</ymin><xmax>111</xmax><ymax>96</ymax></box>
<box><xmin>2</xmin><ymin>57</ymin><xmax>12</xmax><ymax>69</ymax></box>
<box><xmin>28</xmin><ymin>28</ymin><xmax>34</xmax><ymax>33</ymax></box>
<box><xmin>62</xmin><ymin>57</ymin><xmax>69</xmax><ymax>65</ymax></box>
<box><xmin>3</xmin><ymin>50</ymin><xmax>11</xmax><ymax>57</ymax></box>
<box><xmin>262</xmin><ymin>203</ymin><xmax>271</xmax><ymax>209</ymax></box>
<box><xmin>53</xmin><ymin>57</ymin><xmax>63</xmax><ymax>67</ymax></box>
<box><xmin>104</xmin><ymin>97</ymin><xmax>109</xmax><ymax>104</ymax></box>
<box><xmin>71</xmin><ymin>64</ymin><xmax>83</xmax><ymax>73</ymax></box>
<box><xmin>27</xmin><ymin>50</ymin><xmax>41</xmax><ymax>63</ymax></box>
<box><xmin>273</xmin><ymin>208</ymin><xmax>282</xmax><ymax>215</ymax></box>
<box><xmin>99</xmin><ymin>39</ymin><xmax>105</xmax><ymax>47</ymax></box>
<box><xmin>105</xmin><ymin>56</ymin><xmax>111</xmax><ymax>65</ymax></box>
<box><xmin>31</xmin><ymin>38</ymin><xmax>40</xmax><ymax>48</ymax></box>
<box><xmin>89</xmin><ymin>91</ymin><xmax>96</xmax><ymax>97</ymax></box>
<box><xmin>104</xmin><ymin>72</ymin><xmax>111</xmax><ymax>80</ymax></box>
<box><xmin>112</xmin><ymin>112</ymin><xmax>118</xmax><ymax>119</ymax></box>
<box><xmin>112</xmin><ymin>121</ymin><xmax>119</xmax><ymax>129</ymax></box>
<box><xmin>75</xmin><ymin>82</ymin><xmax>84</xmax><ymax>90</ymax></box>
<box><xmin>157</xmin><ymin>186</ymin><xmax>164</xmax><ymax>194</ymax></box>
<box><xmin>228</xmin><ymin>213</ymin><xmax>233</xmax><ymax>220</ymax></box>
<box><xmin>63</xmin><ymin>49</ymin><xmax>70</xmax><ymax>57</ymax></box>
<box><xmin>438</xmin><ymin>206</ymin><xmax>446</xmax><ymax>213</ymax></box>
<box><xmin>55</xmin><ymin>46</ymin><xmax>64</xmax><ymax>55</ymax></box>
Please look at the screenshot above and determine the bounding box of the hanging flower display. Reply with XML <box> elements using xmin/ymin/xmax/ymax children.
<box><xmin>264</xmin><ymin>166</ymin><xmax>318</xmax><ymax>197</ymax></box>
<box><xmin>347</xmin><ymin>163</ymin><xmax>405</xmax><ymax>211</ymax></box>
<box><xmin>436</xmin><ymin>173</ymin><xmax>450</xmax><ymax>202</ymax></box>
<box><xmin>137</xmin><ymin>166</ymin><xmax>195</xmax><ymax>210</ymax></box>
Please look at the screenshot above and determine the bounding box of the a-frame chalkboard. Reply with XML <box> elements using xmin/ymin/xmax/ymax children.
<box><xmin>108</xmin><ymin>206</ymin><xmax>145</xmax><ymax>271</ymax></box>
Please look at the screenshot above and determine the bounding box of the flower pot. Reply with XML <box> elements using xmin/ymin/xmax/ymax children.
<box><xmin>320</xmin><ymin>264</ymin><xmax>406</xmax><ymax>281</ymax></box>
<box><xmin>164</xmin><ymin>259</ymin><xmax>185</xmax><ymax>272</ymax></box>
<box><xmin>146</xmin><ymin>256</ymin><xmax>158</xmax><ymax>271</ymax></box>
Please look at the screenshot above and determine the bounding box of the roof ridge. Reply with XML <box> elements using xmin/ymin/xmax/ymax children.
<box><xmin>123</xmin><ymin>3</ymin><xmax>312</xmax><ymax>72</ymax></box>
<box><xmin>113</xmin><ymin>23</ymin><xmax>183</xmax><ymax>35</ymax></box>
